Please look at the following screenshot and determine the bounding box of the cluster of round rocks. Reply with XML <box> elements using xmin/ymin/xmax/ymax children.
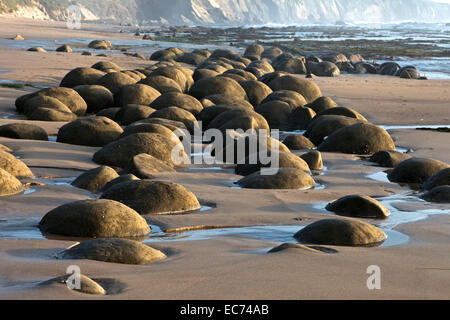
<box><xmin>1</xmin><ymin>43</ymin><xmax>448</xmax><ymax>294</ymax></box>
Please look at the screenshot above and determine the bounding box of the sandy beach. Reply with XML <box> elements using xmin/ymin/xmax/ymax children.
<box><xmin>0</xmin><ymin>17</ymin><xmax>449</xmax><ymax>300</ymax></box>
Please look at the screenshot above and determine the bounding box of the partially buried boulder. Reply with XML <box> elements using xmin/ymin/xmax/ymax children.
<box><xmin>57</xmin><ymin>116</ymin><xmax>123</xmax><ymax>147</ymax></box>
<box><xmin>261</xmin><ymin>90</ymin><xmax>307</xmax><ymax>109</ymax></box>
<box><xmin>56</xmin><ymin>45</ymin><xmax>72</xmax><ymax>53</ymax></box>
<box><xmin>189</xmin><ymin>77</ymin><xmax>247</xmax><ymax>101</ymax></box>
<box><xmin>114</xmin><ymin>104</ymin><xmax>156</xmax><ymax>125</ymax></box>
<box><xmin>318</xmin><ymin>107</ymin><xmax>367</xmax><ymax>122</ymax></box>
<box><xmin>282</xmin><ymin>135</ymin><xmax>315</xmax><ymax>150</ymax></box>
<box><xmin>294</xmin><ymin>219</ymin><xmax>387</xmax><ymax>247</ymax></box>
<box><xmin>60</xmin><ymin>68</ymin><xmax>106</xmax><ymax>88</ymax></box>
<box><xmin>123</xmin><ymin>153</ymin><xmax>175</xmax><ymax>179</ymax></box>
<box><xmin>96</xmin><ymin>72</ymin><xmax>137</xmax><ymax>95</ymax></box>
<box><xmin>255</xmin><ymin>100</ymin><xmax>292</xmax><ymax>128</ymax></box>
<box><xmin>326</xmin><ymin>195</ymin><xmax>390</xmax><ymax>219</ymax></box>
<box><xmin>100</xmin><ymin>174</ymin><xmax>140</xmax><ymax>193</ymax></box>
<box><xmin>0</xmin><ymin>123</ymin><xmax>48</xmax><ymax>141</ymax></box>
<box><xmin>240</xmin><ymin>80</ymin><xmax>273</xmax><ymax>107</ymax></box>
<box><xmin>387</xmin><ymin>158</ymin><xmax>449</xmax><ymax>184</ymax></box>
<box><xmin>0</xmin><ymin>168</ymin><xmax>24</xmax><ymax>196</ymax></box>
<box><xmin>317</xmin><ymin>123</ymin><xmax>396</xmax><ymax>155</ymax></box>
<box><xmin>93</xmin><ymin>133</ymin><xmax>187</xmax><ymax>168</ymax></box>
<box><xmin>149</xmin><ymin>92</ymin><xmax>203</xmax><ymax>116</ymax></box>
<box><xmin>305</xmin><ymin>115</ymin><xmax>363</xmax><ymax>145</ymax></box>
<box><xmin>235</xmin><ymin>151</ymin><xmax>310</xmax><ymax>176</ymax></box>
<box><xmin>73</xmin><ymin>85</ymin><xmax>114</xmax><ymax>113</ymax></box>
<box><xmin>305</xmin><ymin>96</ymin><xmax>338</xmax><ymax>113</ymax></box>
<box><xmin>139</xmin><ymin>75</ymin><xmax>182</xmax><ymax>94</ymax></box>
<box><xmin>60</xmin><ymin>238</ymin><xmax>165</xmax><ymax>265</ymax></box>
<box><xmin>120</xmin><ymin>123</ymin><xmax>177</xmax><ymax>140</ymax></box>
<box><xmin>39</xmin><ymin>199</ymin><xmax>150</xmax><ymax>238</ymax></box>
<box><xmin>369</xmin><ymin>150</ymin><xmax>411</xmax><ymax>168</ymax></box>
<box><xmin>237</xmin><ymin>168</ymin><xmax>315</xmax><ymax>189</ymax></box>
<box><xmin>16</xmin><ymin>87</ymin><xmax>87</xmax><ymax>116</ymax></box>
<box><xmin>0</xmin><ymin>150</ymin><xmax>34</xmax><ymax>178</ymax></box>
<box><xmin>148</xmin><ymin>107</ymin><xmax>198</xmax><ymax>134</ymax></box>
<box><xmin>88</xmin><ymin>40</ymin><xmax>112</xmax><ymax>50</ymax></box>
<box><xmin>268</xmin><ymin>75</ymin><xmax>322</xmax><ymax>103</ymax></box>
<box><xmin>71</xmin><ymin>166</ymin><xmax>119</xmax><ymax>192</ymax></box>
<box><xmin>40</xmin><ymin>274</ymin><xmax>106</xmax><ymax>295</ymax></box>
<box><xmin>308</xmin><ymin>61</ymin><xmax>340</xmax><ymax>77</ymax></box>
<box><xmin>300</xmin><ymin>150</ymin><xmax>323</xmax><ymax>170</ymax></box>
<box><xmin>117</xmin><ymin>84</ymin><xmax>160</xmax><ymax>107</ymax></box>
<box><xmin>420</xmin><ymin>186</ymin><xmax>450</xmax><ymax>203</ymax></box>
<box><xmin>101</xmin><ymin>180</ymin><xmax>201</xmax><ymax>215</ymax></box>
<box><xmin>28</xmin><ymin>107</ymin><xmax>77</xmax><ymax>122</ymax></box>
<box><xmin>422</xmin><ymin>168</ymin><xmax>450</xmax><ymax>190</ymax></box>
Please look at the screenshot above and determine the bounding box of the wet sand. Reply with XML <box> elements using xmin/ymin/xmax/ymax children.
<box><xmin>0</xmin><ymin>17</ymin><xmax>449</xmax><ymax>299</ymax></box>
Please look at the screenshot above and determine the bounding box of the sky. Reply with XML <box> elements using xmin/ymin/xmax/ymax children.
<box><xmin>432</xmin><ymin>0</ymin><xmax>450</xmax><ymax>3</ymax></box>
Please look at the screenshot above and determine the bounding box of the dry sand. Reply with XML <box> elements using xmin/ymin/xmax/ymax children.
<box><xmin>0</xmin><ymin>17</ymin><xmax>449</xmax><ymax>300</ymax></box>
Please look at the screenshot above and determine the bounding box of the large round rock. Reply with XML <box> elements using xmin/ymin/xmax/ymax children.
<box><xmin>268</xmin><ymin>75</ymin><xmax>322</xmax><ymax>103</ymax></box>
<box><xmin>101</xmin><ymin>180</ymin><xmax>201</xmax><ymax>215</ymax></box>
<box><xmin>318</xmin><ymin>123</ymin><xmax>396</xmax><ymax>155</ymax></box>
<box><xmin>369</xmin><ymin>150</ymin><xmax>412</xmax><ymax>168</ymax></box>
<box><xmin>422</xmin><ymin>168</ymin><xmax>450</xmax><ymax>190</ymax></box>
<box><xmin>237</xmin><ymin>168</ymin><xmax>315</xmax><ymax>189</ymax></box>
<box><xmin>0</xmin><ymin>168</ymin><xmax>24</xmax><ymax>196</ymax></box>
<box><xmin>57</xmin><ymin>117</ymin><xmax>123</xmax><ymax>147</ymax></box>
<box><xmin>73</xmin><ymin>85</ymin><xmax>114</xmax><ymax>114</ymax></box>
<box><xmin>39</xmin><ymin>199</ymin><xmax>150</xmax><ymax>238</ymax></box>
<box><xmin>189</xmin><ymin>77</ymin><xmax>247</xmax><ymax>101</ymax></box>
<box><xmin>0</xmin><ymin>123</ymin><xmax>48</xmax><ymax>141</ymax></box>
<box><xmin>387</xmin><ymin>158</ymin><xmax>449</xmax><ymax>184</ymax></box>
<box><xmin>294</xmin><ymin>219</ymin><xmax>387</xmax><ymax>247</ymax></box>
<box><xmin>93</xmin><ymin>133</ymin><xmax>187</xmax><ymax>167</ymax></box>
<box><xmin>149</xmin><ymin>92</ymin><xmax>203</xmax><ymax>115</ymax></box>
<box><xmin>60</xmin><ymin>238</ymin><xmax>166</xmax><ymax>265</ymax></box>
<box><xmin>117</xmin><ymin>84</ymin><xmax>161</xmax><ymax>107</ymax></box>
<box><xmin>60</xmin><ymin>67</ymin><xmax>106</xmax><ymax>88</ymax></box>
<box><xmin>0</xmin><ymin>150</ymin><xmax>34</xmax><ymax>178</ymax></box>
<box><xmin>421</xmin><ymin>186</ymin><xmax>450</xmax><ymax>203</ymax></box>
<box><xmin>71</xmin><ymin>166</ymin><xmax>119</xmax><ymax>192</ymax></box>
<box><xmin>326</xmin><ymin>195</ymin><xmax>390</xmax><ymax>219</ymax></box>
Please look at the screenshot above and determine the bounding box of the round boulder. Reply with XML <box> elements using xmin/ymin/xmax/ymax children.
<box><xmin>73</xmin><ymin>85</ymin><xmax>114</xmax><ymax>113</ymax></box>
<box><xmin>305</xmin><ymin>96</ymin><xmax>338</xmax><ymax>113</ymax></box>
<box><xmin>0</xmin><ymin>168</ymin><xmax>24</xmax><ymax>196</ymax></box>
<box><xmin>71</xmin><ymin>166</ymin><xmax>119</xmax><ymax>192</ymax></box>
<box><xmin>117</xmin><ymin>84</ymin><xmax>161</xmax><ymax>107</ymax></box>
<box><xmin>60</xmin><ymin>68</ymin><xmax>106</xmax><ymax>88</ymax></box>
<box><xmin>149</xmin><ymin>92</ymin><xmax>203</xmax><ymax>116</ymax></box>
<box><xmin>369</xmin><ymin>150</ymin><xmax>412</xmax><ymax>168</ymax></box>
<box><xmin>268</xmin><ymin>75</ymin><xmax>322</xmax><ymax>103</ymax></box>
<box><xmin>57</xmin><ymin>116</ymin><xmax>123</xmax><ymax>147</ymax></box>
<box><xmin>422</xmin><ymin>168</ymin><xmax>450</xmax><ymax>190</ymax></box>
<box><xmin>189</xmin><ymin>77</ymin><xmax>247</xmax><ymax>101</ymax></box>
<box><xmin>237</xmin><ymin>168</ymin><xmax>315</xmax><ymax>189</ymax></box>
<box><xmin>282</xmin><ymin>135</ymin><xmax>315</xmax><ymax>150</ymax></box>
<box><xmin>326</xmin><ymin>195</ymin><xmax>390</xmax><ymax>219</ymax></box>
<box><xmin>0</xmin><ymin>123</ymin><xmax>48</xmax><ymax>141</ymax></box>
<box><xmin>93</xmin><ymin>133</ymin><xmax>187</xmax><ymax>168</ymax></box>
<box><xmin>39</xmin><ymin>199</ymin><xmax>150</xmax><ymax>238</ymax></box>
<box><xmin>294</xmin><ymin>219</ymin><xmax>387</xmax><ymax>246</ymax></box>
<box><xmin>101</xmin><ymin>180</ymin><xmax>201</xmax><ymax>215</ymax></box>
<box><xmin>300</xmin><ymin>150</ymin><xmax>323</xmax><ymax>170</ymax></box>
<box><xmin>387</xmin><ymin>158</ymin><xmax>449</xmax><ymax>184</ymax></box>
<box><xmin>317</xmin><ymin>123</ymin><xmax>396</xmax><ymax>155</ymax></box>
<box><xmin>115</xmin><ymin>104</ymin><xmax>156</xmax><ymax>125</ymax></box>
<box><xmin>60</xmin><ymin>238</ymin><xmax>165</xmax><ymax>265</ymax></box>
<box><xmin>420</xmin><ymin>186</ymin><xmax>450</xmax><ymax>203</ymax></box>
<box><xmin>139</xmin><ymin>75</ymin><xmax>182</xmax><ymax>94</ymax></box>
<box><xmin>123</xmin><ymin>153</ymin><xmax>175</xmax><ymax>179</ymax></box>
<box><xmin>0</xmin><ymin>150</ymin><xmax>34</xmax><ymax>178</ymax></box>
